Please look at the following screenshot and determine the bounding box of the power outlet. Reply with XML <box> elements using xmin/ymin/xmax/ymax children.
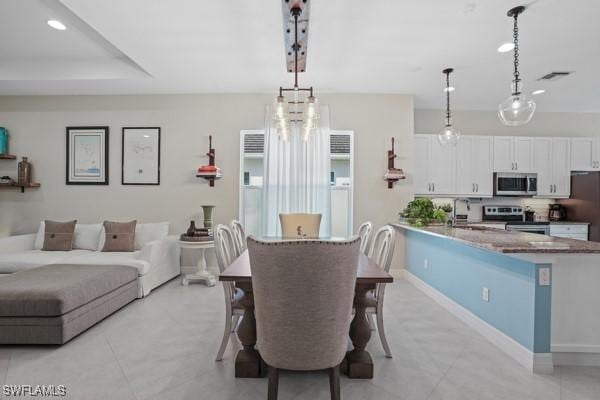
<box><xmin>539</xmin><ymin>268</ymin><xmax>551</xmax><ymax>286</ymax></box>
<box><xmin>482</xmin><ymin>287</ymin><xmax>490</xmax><ymax>302</ymax></box>
<box><xmin>424</xmin><ymin>259</ymin><xmax>428</xmax><ymax>269</ymax></box>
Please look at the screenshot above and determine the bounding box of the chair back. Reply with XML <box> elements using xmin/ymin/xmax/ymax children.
<box><xmin>356</xmin><ymin>221</ymin><xmax>373</xmax><ymax>255</ymax></box>
<box><xmin>230</xmin><ymin>219</ymin><xmax>247</xmax><ymax>254</ymax></box>
<box><xmin>368</xmin><ymin>225</ymin><xmax>396</xmax><ymax>303</ymax></box>
<box><xmin>248</xmin><ymin>236</ymin><xmax>360</xmax><ymax>371</ymax></box>
<box><xmin>279</xmin><ymin>213</ymin><xmax>322</xmax><ymax>238</ymax></box>
<box><xmin>215</xmin><ymin>224</ymin><xmax>238</xmax><ymax>273</ymax></box>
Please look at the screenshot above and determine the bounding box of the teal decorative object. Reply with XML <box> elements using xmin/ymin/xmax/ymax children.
<box><xmin>0</xmin><ymin>128</ymin><xmax>8</xmax><ymax>155</ymax></box>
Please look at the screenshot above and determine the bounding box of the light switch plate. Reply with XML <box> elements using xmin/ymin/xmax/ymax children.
<box><xmin>539</xmin><ymin>268</ymin><xmax>551</xmax><ymax>286</ymax></box>
<box><xmin>482</xmin><ymin>287</ymin><xmax>490</xmax><ymax>302</ymax></box>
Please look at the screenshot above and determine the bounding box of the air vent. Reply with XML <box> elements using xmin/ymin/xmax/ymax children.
<box><xmin>537</xmin><ymin>71</ymin><xmax>573</xmax><ymax>81</ymax></box>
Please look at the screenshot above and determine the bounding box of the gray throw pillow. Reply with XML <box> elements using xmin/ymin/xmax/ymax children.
<box><xmin>42</xmin><ymin>220</ymin><xmax>77</xmax><ymax>251</ymax></box>
<box><xmin>102</xmin><ymin>220</ymin><xmax>137</xmax><ymax>252</ymax></box>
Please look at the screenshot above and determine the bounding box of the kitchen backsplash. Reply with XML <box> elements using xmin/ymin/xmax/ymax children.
<box><xmin>431</xmin><ymin>197</ymin><xmax>555</xmax><ymax>222</ymax></box>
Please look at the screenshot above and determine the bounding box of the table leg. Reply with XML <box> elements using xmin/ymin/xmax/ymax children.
<box><xmin>234</xmin><ymin>282</ymin><xmax>263</xmax><ymax>378</ymax></box>
<box><xmin>182</xmin><ymin>247</ymin><xmax>216</xmax><ymax>286</ymax></box>
<box><xmin>344</xmin><ymin>283</ymin><xmax>374</xmax><ymax>379</ymax></box>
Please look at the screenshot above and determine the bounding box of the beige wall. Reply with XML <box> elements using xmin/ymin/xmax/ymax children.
<box><xmin>0</xmin><ymin>94</ymin><xmax>414</xmax><ymax>240</ymax></box>
<box><xmin>415</xmin><ymin>109</ymin><xmax>600</xmax><ymax>137</ymax></box>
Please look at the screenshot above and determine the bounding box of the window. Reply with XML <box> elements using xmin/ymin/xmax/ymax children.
<box><xmin>239</xmin><ymin>130</ymin><xmax>354</xmax><ymax>237</ymax></box>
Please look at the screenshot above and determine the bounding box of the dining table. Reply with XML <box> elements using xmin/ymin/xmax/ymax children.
<box><xmin>219</xmin><ymin>245</ymin><xmax>394</xmax><ymax>380</ymax></box>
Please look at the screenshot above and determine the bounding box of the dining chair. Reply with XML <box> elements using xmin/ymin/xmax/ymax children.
<box><xmin>248</xmin><ymin>236</ymin><xmax>361</xmax><ymax>400</ymax></box>
<box><xmin>365</xmin><ymin>225</ymin><xmax>396</xmax><ymax>358</ymax></box>
<box><xmin>214</xmin><ymin>224</ymin><xmax>244</xmax><ymax>362</ymax></box>
<box><xmin>356</xmin><ymin>221</ymin><xmax>373</xmax><ymax>255</ymax></box>
<box><xmin>230</xmin><ymin>219</ymin><xmax>247</xmax><ymax>254</ymax></box>
<box><xmin>279</xmin><ymin>213</ymin><xmax>322</xmax><ymax>238</ymax></box>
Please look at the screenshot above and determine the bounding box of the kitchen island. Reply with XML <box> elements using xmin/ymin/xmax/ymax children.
<box><xmin>393</xmin><ymin>223</ymin><xmax>600</xmax><ymax>373</ymax></box>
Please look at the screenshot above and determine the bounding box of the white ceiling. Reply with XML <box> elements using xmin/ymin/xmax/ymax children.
<box><xmin>0</xmin><ymin>0</ymin><xmax>598</xmax><ymax>112</ymax></box>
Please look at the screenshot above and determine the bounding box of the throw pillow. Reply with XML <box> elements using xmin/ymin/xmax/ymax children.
<box><xmin>42</xmin><ymin>220</ymin><xmax>77</xmax><ymax>251</ymax></box>
<box><xmin>134</xmin><ymin>222</ymin><xmax>170</xmax><ymax>250</ymax></box>
<box><xmin>102</xmin><ymin>220</ymin><xmax>137</xmax><ymax>252</ymax></box>
<box><xmin>73</xmin><ymin>223</ymin><xmax>103</xmax><ymax>251</ymax></box>
<box><xmin>34</xmin><ymin>221</ymin><xmax>45</xmax><ymax>250</ymax></box>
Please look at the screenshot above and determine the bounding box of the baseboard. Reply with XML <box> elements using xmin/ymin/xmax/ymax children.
<box><xmin>553</xmin><ymin>352</ymin><xmax>600</xmax><ymax>367</ymax></box>
<box><xmin>552</xmin><ymin>344</ymin><xmax>600</xmax><ymax>353</ymax></box>
<box><xmin>404</xmin><ymin>270</ymin><xmax>553</xmax><ymax>373</ymax></box>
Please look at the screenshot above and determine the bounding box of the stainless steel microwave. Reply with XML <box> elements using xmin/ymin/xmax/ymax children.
<box><xmin>494</xmin><ymin>173</ymin><xmax>537</xmax><ymax>196</ymax></box>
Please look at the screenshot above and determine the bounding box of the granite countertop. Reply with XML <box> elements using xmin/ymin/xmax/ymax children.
<box><xmin>392</xmin><ymin>223</ymin><xmax>600</xmax><ymax>254</ymax></box>
<box><xmin>468</xmin><ymin>221</ymin><xmax>590</xmax><ymax>226</ymax></box>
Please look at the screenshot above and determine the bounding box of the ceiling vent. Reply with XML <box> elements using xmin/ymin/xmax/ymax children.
<box><xmin>537</xmin><ymin>71</ymin><xmax>573</xmax><ymax>81</ymax></box>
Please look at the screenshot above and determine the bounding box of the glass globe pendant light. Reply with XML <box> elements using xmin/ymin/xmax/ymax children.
<box><xmin>498</xmin><ymin>6</ymin><xmax>536</xmax><ymax>126</ymax></box>
<box><xmin>438</xmin><ymin>68</ymin><xmax>460</xmax><ymax>146</ymax></box>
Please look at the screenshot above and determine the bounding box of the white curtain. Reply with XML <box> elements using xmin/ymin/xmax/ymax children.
<box><xmin>261</xmin><ymin>105</ymin><xmax>332</xmax><ymax>237</ymax></box>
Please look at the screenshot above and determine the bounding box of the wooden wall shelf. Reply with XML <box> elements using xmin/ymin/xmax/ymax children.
<box><xmin>0</xmin><ymin>154</ymin><xmax>16</xmax><ymax>160</ymax></box>
<box><xmin>0</xmin><ymin>182</ymin><xmax>41</xmax><ymax>193</ymax></box>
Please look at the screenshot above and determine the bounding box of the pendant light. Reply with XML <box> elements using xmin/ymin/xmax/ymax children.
<box><xmin>498</xmin><ymin>6</ymin><xmax>536</xmax><ymax>126</ymax></box>
<box><xmin>438</xmin><ymin>68</ymin><xmax>460</xmax><ymax>146</ymax></box>
<box><xmin>272</xmin><ymin>4</ymin><xmax>319</xmax><ymax>141</ymax></box>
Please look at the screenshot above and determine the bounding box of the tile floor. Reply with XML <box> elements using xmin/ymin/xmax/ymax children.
<box><xmin>0</xmin><ymin>278</ymin><xmax>598</xmax><ymax>400</ymax></box>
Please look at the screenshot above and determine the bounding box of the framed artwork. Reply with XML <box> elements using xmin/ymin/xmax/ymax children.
<box><xmin>121</xmin><ymin>127</ymin><xmax>161</xmax><ymax>185</ymax></box>
<box><xmin>66</xmin><ymin>126</ymin><xmax>109</xmax><ymax>185</ymax></box>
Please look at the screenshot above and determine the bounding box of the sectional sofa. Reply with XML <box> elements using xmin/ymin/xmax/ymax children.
<box><xmin>0</xmin><ymin>222</ymin><xmax>180</xmax><ymax>298</ymax></box>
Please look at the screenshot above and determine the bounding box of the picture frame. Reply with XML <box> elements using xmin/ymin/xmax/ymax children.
<box><xmin>121</xmin><ymin>127</ymin><xmax>161</xmax><ymax>185</ymax></box>
<box><xmin>66</xmin><ymin>126</ymin><xmax>109</xmax><ymax>185</ymax></box>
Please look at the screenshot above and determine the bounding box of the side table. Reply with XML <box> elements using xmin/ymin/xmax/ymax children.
<box><xmin>178</xmin><ymin>239</ymin><xmax>216</xmax><ymax>287</ymax></box>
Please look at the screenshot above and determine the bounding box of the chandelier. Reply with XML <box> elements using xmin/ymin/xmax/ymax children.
<box><xmin>498</xmin><ymin>5</ymin><xmax>536</xmax><ymax>126</ymax></box>
<box><xmin>272</xmin><ymin>3</ymin><xmax>319</xmax><ymax>142</ymax></box>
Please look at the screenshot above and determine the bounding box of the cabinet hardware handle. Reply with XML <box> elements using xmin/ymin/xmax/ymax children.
<box><xmin>472</xmin><ymin>183</ymin><xmax>475</xmax><ymax>192</ymax></box>
<box><xmin>515</xmin><ymin>162</ymin><xmax>518</xmax><ymax>170</ymax></box>
<box><xmin>476</xmin><ymin>183</ymin><xmax>479</xmax><ymax>192</ymax></box>
<box><xmin>432</xmin><ymin>183</ymin><xmax>435</xmax><ymax>192</ymax></box>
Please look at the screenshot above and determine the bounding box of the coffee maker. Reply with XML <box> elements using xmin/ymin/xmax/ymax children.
<box><xmin>548</xmin><ymin>204</ymin><xmax>566</xmax><ymax>221</ymax></box>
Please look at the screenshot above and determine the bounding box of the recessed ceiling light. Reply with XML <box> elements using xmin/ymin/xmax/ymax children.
<box><xmin>497</xmin><ymin>42</ymin><xmax>514</xmax><ymax>53</ymax></box>
<box><xmin>531</xmin><ymin>89</ymin><xmax>546</xmax><ymax>95</ymax></box>
<box><xmin>444</xmin><ymin>86</ymin><xmax>455</xmax><ymax>92</ymax></box>
<box><xmin>47</xmin><ymin>20</ymin><xmax>66</xmax><ymax>31</ymax></box>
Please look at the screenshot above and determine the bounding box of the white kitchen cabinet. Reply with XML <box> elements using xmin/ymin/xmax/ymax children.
<box><xmin>493</xmin><ymin>136</ymin><xmax>534</xmax><ymax>172</ymax></box>
<box><xmin>413</xmin><ymin>135</ymin><xmax>431</xmax><ymax>195</ymax></box>
<box><xmin>456</xmin><ymin>136</ymin><xmax>493</xmax><ymax>197</ymax></box>
<box><xmin>414</xmin><ymin>135</ymin><xmax>456</xmax><ymax>196</ymax></box>
<box><xmin>570</xmin><ymin>137</ymin><xmax>600</xmax><ymax>171</ymax></box>
<box><xmin>550</xmin><ymin>224</ymin><xmax>589</xmax><ymax>241</ymax></box>
<box><xmin>533</xmin><ymin>138</ymin><xmax>570</xmax><ymax>198</ymax></box>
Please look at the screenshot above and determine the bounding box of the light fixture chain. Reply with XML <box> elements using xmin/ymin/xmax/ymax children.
<box><xmin>512</xmin><ymin>12</ymin><xmax>521</xmax><ymax>95</ymax></box>
<box><xmin>446</xmin><ymin>71</ymin><xmax>451</xmax><ymax>127</ymax></box>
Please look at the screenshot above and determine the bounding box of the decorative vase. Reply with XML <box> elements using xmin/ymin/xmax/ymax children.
<box><xmin>201</xmin><ymin>205</ymin><xmax>215</xmax><ymax>229</ymax></box>
<box><xmin>0</xmin><ymin>128</ymin><xmax>8</xmax><ymax>155</ymax></box>
<box><xmin>186</xmin><ymin>221</ymin><xmax>197</xmax><ymax>237</ymax></box>
<box><xmin>17</xmin><ymin>156</ymin><xmax>31</xmax><ymax>184</ymax></box>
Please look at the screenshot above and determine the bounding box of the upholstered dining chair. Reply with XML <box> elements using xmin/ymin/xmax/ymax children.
<box><xmin>214</xmin><ymin>224</ymin><xmax>244</xmax><ymax>361</ymax></box>
<box><xmin>230</xmin><ymin>219</ymin><xmax>247</xmax><ymax>254</ymax></box>
<box><xmin>365</xmin><ymin>225</ymin><xmax>396</xmax><ymax>358</ymax></box>
<box><xmin>279</xmin><ymin>213</ymin><xmax>322</xmax><ymax>238</ymax></box>
<box><xmin>248</xmin><ymin>236</ymin><xmax>361</xmax><ymax>400</ymax></box>
<box><xmin>356</xmin><ymin>221</ymin><xmax>373</xmax><ymax>255</ymax></box>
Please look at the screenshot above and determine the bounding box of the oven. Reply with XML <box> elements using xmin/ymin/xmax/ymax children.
<box><xmin>494</xmin><ymin>173</ymin><xmax>537</xmax><ymax>196</ymax></box>
<box><xmin>506</xmin><ymin>224</ymin><xmax>550</xmax><ymax>235</ymax></box>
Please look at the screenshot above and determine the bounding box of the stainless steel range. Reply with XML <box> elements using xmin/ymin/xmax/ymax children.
<box><xmin>482</xmin><ymin>205</ymin><xmax>550</xmax><ymax>235</ymax></box>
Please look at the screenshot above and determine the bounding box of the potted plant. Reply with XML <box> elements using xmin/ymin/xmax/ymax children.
<box><xmin>399</xmin><ymin>198</ymin><xmax>449</xmax><ymax>227</ymax></box>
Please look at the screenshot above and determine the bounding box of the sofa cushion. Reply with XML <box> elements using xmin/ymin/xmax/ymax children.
<box><xmin>102</xmin><ymin>221</ymin><xmax>137</xmax><ymax>252</ymax></box>
<box><xmin>0</xmin><ymin>250</ymin><xmax>88</xmax><ymax>274</ymax></box>
<box><xmin>42</xmin><ymin>220</ymin><xmax>77</xmax><ymax>251</ymax></box>
<box><xmin>0</xmin><ymin>264</ymin><xmax>138</xmax><ymax>317</ymax></box>
<box><xmin>64</xmin><ymin>251</ymin><xmax>151</xmax><ymax>276</ymax></box>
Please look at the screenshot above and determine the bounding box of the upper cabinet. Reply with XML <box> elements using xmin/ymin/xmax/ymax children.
<box><xmin>533</xmin><ymin>138</ymin><xmax>570</xmax><ymax>198</ymax></box>
<box><xmin>414</xmin><ymin>135</ymin><xmax>456</xmax><ymax>196</ymax></box>
<box><xmin>570</xmin><ymin>137</ymin><xmax>600</xmax><ymax>171</ymax></box>
<box><xmin>456</xmin><ymin>136</ymin><xmax>493</xmax><ymax>197</ymax></box>
<box><xmin>493</xmin><ymin>136</ymin><xmax>534</xmax><ymax>172</ymax></box>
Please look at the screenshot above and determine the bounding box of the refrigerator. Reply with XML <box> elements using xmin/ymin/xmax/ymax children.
<box><xmin>558</xmin><ymin>172</ymin><xmax>600</xmax><ymax>242</ymax></box>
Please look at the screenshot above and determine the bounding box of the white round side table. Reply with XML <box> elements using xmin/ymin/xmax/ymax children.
<box><xmin>178</xmin><ymin>239</ymin><xmax>216</xmax><ymax>287</ymax></box>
